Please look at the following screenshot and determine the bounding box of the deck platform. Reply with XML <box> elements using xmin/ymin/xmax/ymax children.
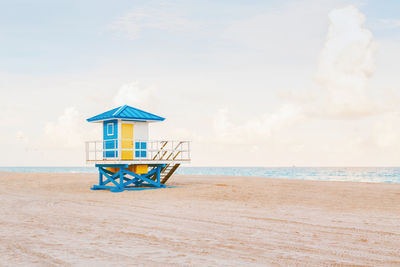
<box><xmin>85</xmin><ymin>140</ymin><xmax>190</xmax><ymax>192</ymax></box>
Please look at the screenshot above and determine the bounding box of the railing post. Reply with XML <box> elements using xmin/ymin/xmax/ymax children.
<box><xmin>118</xmin><ymin>138</ymin><xmax>121</xmax><ymax>160</ymax></box>
<box><xmin>85</xmin><ymin>142</ymin><xmax>89</xmax><ymax>162</ymax></box>
<box><xmin>171</xmin><ymin>141</ymin><xmax>174</xmax><ymax>161</ymax></box>
<box><xmin>188</xmin><ymin>141</ymin><xmax>191</xmax><ymax>161</ymax></box>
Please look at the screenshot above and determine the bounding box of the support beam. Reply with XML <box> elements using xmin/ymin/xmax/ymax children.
<box><xmin>99</xmin><ymin>168</ymin><xmax>121</xmax><ymax>187</ymax></box>
<box><xmin>99</xmin><ymin>171</ymin><xmax>103</xmax><ymax>186</ymax></box>
<box><xmin>156</xmin><ymin>165</ymin><xmax>161</xmax><ymax>184</ymax></box>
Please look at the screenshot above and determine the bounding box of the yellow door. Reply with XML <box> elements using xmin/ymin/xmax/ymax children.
<box><xmin>121</xmin><ymin>123</ymin><xmax>133</xmax><ymax>160</ymax></box>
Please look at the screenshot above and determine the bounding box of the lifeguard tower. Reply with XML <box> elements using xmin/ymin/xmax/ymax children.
<box><xmin>85</xmin><ymin>105</ymin><xmax>190</xmax><ymax>192</ymax></box>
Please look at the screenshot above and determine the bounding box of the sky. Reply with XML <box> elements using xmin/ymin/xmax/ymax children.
<box><xmin>1</xmin><ymin>0</ymin><xmax>400</xmax><ymax>167</ymax></box>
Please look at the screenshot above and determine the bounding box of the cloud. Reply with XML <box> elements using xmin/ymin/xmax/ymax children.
<box><xmin>109</xmin><ymin>6</ymin><xmax>193</xmax><ymax>40</ymax></box>
<box><xmin>113</xmin><ymin>81</ymin><xmax>157</xmax><ymax>109</ymax></box>
<box><xmin>210</xmin><ymin>5</ymin><xmax>388</xmax><ymax>150</ymax></box>
<box><xmin>211</xmin><ymin>5</ymin><xmax>377</xmax><ymax>146</ymax></box>
<box><xmin>221</xmin><ymin>0</ymin><xmax>349</xmax><ymax>58</ymax></box>
<box><xmin>44</xmin><ymin>107</ymin><xmax>87</xmax><ymax>149</ymax></box>
<box><xmin>213</xmin><ymin>104</ymin><xmax>303</xmax><ymax>144</ymax></box>
<box><xmin>16</xmin><ymin>131</ymin><xmax>30</xmax><ymax>144</ymax></box>
<box><xmin>312</xmin><ymin>5</ymin><xmax>377</xmax><ymax>118</ymax></box>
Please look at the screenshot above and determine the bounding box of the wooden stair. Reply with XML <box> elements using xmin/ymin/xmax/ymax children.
<box><xmin>148</xmin><ymin>163</ymin><xmax>181</xmax><ymax>184</ymax></box>
<box><xmin>149</xmin><ymin>141</ymin><xmax>183</xmax><ymax>184</ymax></box>
<box><xmin>161</xmin><ymin>163</ymin><xmax>180</xmax><ymax>184</ymax></box>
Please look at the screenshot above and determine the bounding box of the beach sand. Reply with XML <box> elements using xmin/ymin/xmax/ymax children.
<box><xmin>0</xmin><ymin>172</ymin><xmax>399</xmax><ymax>266</ymax></box>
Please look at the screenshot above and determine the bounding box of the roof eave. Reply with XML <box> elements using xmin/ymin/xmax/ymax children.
<box><xmin>116</xmin><ymin>116</ymin><xmax>165</xmax><ymax>122</ymax></box>
<box><xmin>87</xmin><ymin>117</ymin><xmax>165</xmax><ymax>123</ymax></box>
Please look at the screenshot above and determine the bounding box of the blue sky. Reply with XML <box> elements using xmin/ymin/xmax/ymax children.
<box><xmin>1</xmin><ymin>0</ymin><xmax>399</xmax><ymax>72</ymax></box>
<box><xmin>1</xmin><ymin>0</ymin><xmax>400</xmax><ymax>166</ymax></box>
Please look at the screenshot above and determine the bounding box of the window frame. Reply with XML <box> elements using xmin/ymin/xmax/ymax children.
<box><xmin>106</xmin><ymin>123</ymin><xmax>114</xmax><ymax>136</ymax></box>
<box><xmin>135</xmin><ymin>141</ymin><xmax>147</xmax><ymax>158</ymax></box>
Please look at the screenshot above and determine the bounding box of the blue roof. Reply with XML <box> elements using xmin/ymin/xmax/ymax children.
<box><xmin>87</xmin><ymin>105</ymin><xmax>165</xmax><ymax>122</ymax></box>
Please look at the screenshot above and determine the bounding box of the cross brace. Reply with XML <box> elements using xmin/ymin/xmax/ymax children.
<box><xmin>91</xmin><ymin>164</ymin><xmax>166</xmax><ymax>192</ymax></box>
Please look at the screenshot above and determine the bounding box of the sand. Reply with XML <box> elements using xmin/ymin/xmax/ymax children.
<box><xmin>0</xmin><ymin>172</ymin><xmax>399</xmax><ymax>266</ymax></box>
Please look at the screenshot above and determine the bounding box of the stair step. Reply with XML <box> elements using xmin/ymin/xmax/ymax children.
<box><xmin>161</xmin><ymin>164</ymin><xmax>180</xmax><ymax>184</ymax></box>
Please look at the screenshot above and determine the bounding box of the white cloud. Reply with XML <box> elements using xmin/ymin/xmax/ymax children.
<box><xmin>211</xmin><ymin>5</ymin><xmax>377</xmax><ymax>146</ymax></box>
<box><xmin>113</xmin><ymin>81</ymin><xmax>157</xmax><ymax>110</ymax></box>
<box><xmin>44</xmin><ymin>107</ymin><xmax>89</xmax><ymax>149</ymax></box>
<box><xmin>16</xmin><ymin>131</ymin><xmax>30</xmax><ymax>144</ymax></box>
<box><xmin>109</xmin><ymin>6</ymin><xmax>193</xmax><ymax>40</ymax></box>
<box><xmin>312</xmin><ymin>5</ymin><xmax>377</xmax><ymax>118</ymax></box>
<box><xmin>213</xmin><ymin>104</ymin><xmax>303</xmax><ymax>144</ymax></box>
<box><xmin>221</xmin><ymin>0</ymin><xmax>350</xmax><ymax>59</ymax></box>
<box><xmin>209</xmin><ymin>5</ymin><xmax>399</xmax><ymax>161</ymax></box>
<box><xmin>213</xmin><ymin>108</ymin><xmax>234</xmax><ymax>140</ymax></box>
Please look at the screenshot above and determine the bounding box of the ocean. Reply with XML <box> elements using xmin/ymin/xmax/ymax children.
<box><xmin>0</xmin><ymin>166</ymin><xmax>399</xmax><ymax>184</ymax></box>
